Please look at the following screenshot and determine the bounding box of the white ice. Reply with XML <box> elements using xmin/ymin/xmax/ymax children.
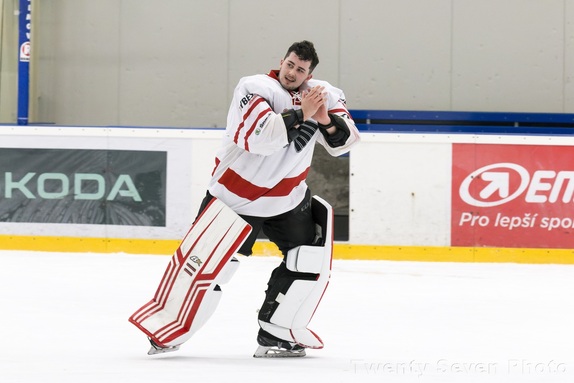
<box><xmin>1</xmin><ymin>250</ymin><xmax>573</xmax><ymax>383</ymax></box>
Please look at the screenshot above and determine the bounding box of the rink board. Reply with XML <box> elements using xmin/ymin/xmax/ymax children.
<box><xmin>2</xmin><ymin>125</ymin><xmax>574</xmax><ymax>263</ymax></box>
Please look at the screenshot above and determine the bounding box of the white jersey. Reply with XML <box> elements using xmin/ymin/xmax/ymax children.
<box><xmin>207</xmin><ymin>70</ymin><xmax>360</xmax><ymax>217</ymax></box>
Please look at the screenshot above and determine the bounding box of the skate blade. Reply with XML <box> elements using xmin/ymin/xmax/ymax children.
<box><xmin>147</xmin><ymin>344</ymin><xmax>180</xmax><ymax>355</ymax></box>
<box><xmin>253</xmin><ymin>345</ymin><xmax>306</xmax><ymax>358</ymax></box>
<box><xmin>147</xmin><ymin>338</ymin><xmax>181</xmax><ymax>355</ymax></box>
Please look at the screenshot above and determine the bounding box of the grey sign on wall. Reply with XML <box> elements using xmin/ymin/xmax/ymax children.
<box><xmin>0</xmin><ymin>148</ymin><xmax>167</xmax><ymax>226</ymax></box>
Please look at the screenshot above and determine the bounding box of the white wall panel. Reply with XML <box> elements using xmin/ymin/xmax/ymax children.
<box><xmin>565</xmin><ymin>0</ymin><xmax>574</xmax><ymax>112</ymax></box>
<box><xmin>29</xmin><ymin>1</ymin><xmax>574</xmax><ymax>126</ymax></box>
<box><xmin>340</xmin><ymin>0</ymin><xmax>452</xmax><ymax>110</ymax></box>
<box><xmin>452</xmin><ymin>0</ymin><xmax>565</xmax><ymax>112</ymax></box>
<box><xmin>38</xmin><ymin>0</ymin><xmax>121</xmax><ymax>125</ymax></box>
<box><xmin>119</xmin><ymin>0</ymin><xmax>229</xmax><ymax>128</ymax></box>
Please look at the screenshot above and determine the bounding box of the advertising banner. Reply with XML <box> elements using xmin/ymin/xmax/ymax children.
<box><xmin>452</xmin><ymin>143</ymin><xmax>574</xmax><ymax>248</ymax></box>
<box><xmin>0</xmin><ymin>148</ymin><xmax>167</xmax><ymax>226</ymax></box>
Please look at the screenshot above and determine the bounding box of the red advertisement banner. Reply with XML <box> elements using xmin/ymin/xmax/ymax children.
<box><xmin>452</xmin><ymin>143</ymin><xmax>574</xmax><ymax>248</ymax></box>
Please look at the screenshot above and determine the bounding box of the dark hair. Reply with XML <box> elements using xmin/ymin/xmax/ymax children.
<box><xmin>284</xmin><ymin>40</ymin><xmax>319</xmax><ymax>72</ymax></box>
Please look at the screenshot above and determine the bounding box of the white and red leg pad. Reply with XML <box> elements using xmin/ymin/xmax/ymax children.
<box><xmin>129</xmin><ymin>198</ymin><xmax>251</xmax><ymax>348</ymax></box>
<box><xmin>259</xmin><ymin>195</ymin><xmax>333</xmax><ymax>349</ymax></box>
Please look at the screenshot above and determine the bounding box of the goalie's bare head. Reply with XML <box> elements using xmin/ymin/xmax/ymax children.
<box><xmin>278</xmin><ymin>40</ymin><xmax>320</xmax><ymax>91</ymax></box>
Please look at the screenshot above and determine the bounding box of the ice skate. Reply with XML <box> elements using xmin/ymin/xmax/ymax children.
<box><xmin>253</xmin><ymin>330</ymin><xmax>306</xmax><ymax>358</ymax></box>
<box><xmin>147</xmin><ymin>338</ymin><xmax>180</xmax><ymax>355</ymax></box>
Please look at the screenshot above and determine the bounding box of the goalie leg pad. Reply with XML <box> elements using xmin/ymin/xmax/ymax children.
<box><xmin>129</xmin><ymin>198</ymin><xmax>251</xmax><ymax>349</ymax></box>
<box><xmin>258</xmin><ymin>195</ymin><xmax>333</xmax><ymax>349</ymax></box>
<box><xmin>215</xmin><ymin>256</ymin><xmax>240</xmax><ymax>285</ymax></box>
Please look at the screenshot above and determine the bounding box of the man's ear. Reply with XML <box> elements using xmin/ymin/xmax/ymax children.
<box><xmin>306</xmin><ymin>74</ymin><xmax>313</xmax><ymax>81</ymax></box>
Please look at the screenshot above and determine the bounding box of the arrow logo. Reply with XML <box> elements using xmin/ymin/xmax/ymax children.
<box><xmin>459</xmin><ymin>163</ymin><xmax>530</xmax><ymax>207</ymax></box>
<box><xmin>479</xmin><ymin>172</ymin><xmax>510</xmax><ymax>199</ymax></box>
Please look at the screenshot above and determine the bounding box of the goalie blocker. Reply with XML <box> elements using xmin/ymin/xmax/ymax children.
<box><xmin>255</xmin><ymin>195</ymin><xmax>334</xmax><ymax>357</ymax></box>
<box><xmin>129</xmin><ymin>198</ymin><xmax>251</xmax><ymax>354</ymax></box>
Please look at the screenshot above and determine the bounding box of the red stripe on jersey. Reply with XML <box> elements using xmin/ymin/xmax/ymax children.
<box><xmin>211</xmin><ymin>157</ymin><xmax>221</xmax><ymax>176</ymax></box>
<box><xmin>234</xmin><ymin>96</ymin><xmax>268</xmax><ymax>147</ymax></box>
<box><xmin>244</xmin><ymin>109</ymin><xmax>271</xmax><ymax>151</ymax></box>
<box><xmin>217</xmin><ymin>167</ymin><xmax>310</xmax><ymax>201</ymax></box>
<box><xmin>328</xmin><ymin>107</ymin><xmax>350</xmax><ymax>116</ymax></box>
<box><xmin>264</xmin><ymin>167</ymin><xmax>309</xmax><ymax>197</ymax></box>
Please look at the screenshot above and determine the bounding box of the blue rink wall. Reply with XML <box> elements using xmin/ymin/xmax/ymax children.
<box><xmin>2</xmin><ymin>111</ymin><xmax>574</xmax><ymax>264</ymax></box>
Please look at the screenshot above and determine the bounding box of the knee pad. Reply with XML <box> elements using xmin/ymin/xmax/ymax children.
<box><xmin>258</xmin><ymin>195</ymin><xmax>333</xmax><ymax>349</ymax></box>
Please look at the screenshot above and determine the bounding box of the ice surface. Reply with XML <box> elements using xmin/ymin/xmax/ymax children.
<box><xmin>1</xmin><ymin>250</ymin><xmax>573</xmax><ymax>383</ymax></box>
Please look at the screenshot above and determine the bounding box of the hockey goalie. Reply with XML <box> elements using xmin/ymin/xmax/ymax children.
<box><xmin>129</xmin><ymin>40</ymin><xmax>359</xmax><ymax>357</ymax></box>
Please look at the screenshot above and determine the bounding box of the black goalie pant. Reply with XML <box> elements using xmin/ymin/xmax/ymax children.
<box><xmin>197</xmin><ymin>188</ymin><xmax>317</xmax><ymax>257</ymax></box>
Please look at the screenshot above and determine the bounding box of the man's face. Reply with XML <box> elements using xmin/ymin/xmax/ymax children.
<box><xmin>278</xmin><ymin>52</ymin><xmax>313</xmax><ymax>91</ymax></box>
